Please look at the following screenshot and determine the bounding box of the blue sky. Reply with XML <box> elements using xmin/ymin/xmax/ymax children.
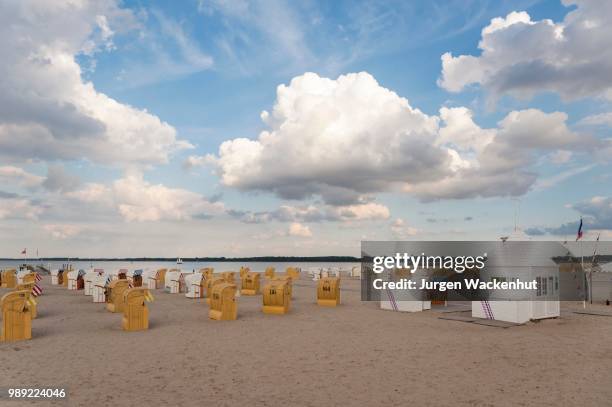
<box><xmin>0</xmin><ymin>0</ymin><xmax>611</xmax><ymax>257</ymax></box>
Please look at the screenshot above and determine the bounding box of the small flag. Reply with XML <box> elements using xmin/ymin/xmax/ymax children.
<box><xmin>576</xmin><ymin>218</ymin><xmax>583</xmax><ymax>241</ymax></box>
<box><xmin>21</xmin><ymin>248</ymin><xmax>26</xmax><ymax>255</ymax></box>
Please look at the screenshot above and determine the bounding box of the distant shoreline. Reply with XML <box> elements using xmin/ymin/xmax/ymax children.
<box><xmin>0</xmin><ymin>256</ymin><xmax>360</xmax><ymax>262</ymax></box>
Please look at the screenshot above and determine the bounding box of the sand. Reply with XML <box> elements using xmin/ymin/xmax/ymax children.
<box><xmin>1</xmin><ymin>276</ymin><xmax>612</xmax><ymax>407</ymax></box>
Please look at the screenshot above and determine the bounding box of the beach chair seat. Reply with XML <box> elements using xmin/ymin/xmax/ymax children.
<box><xmin>1</xmin><ymin>290</ymin><xmax>32</xmax><ymax>342</ymax></box>
<box><xmin>317</xmin><ymin>277</ymin><xmax>341</xmax><ymax>307</ymax></box>
<box><xmin>209</xmin><ymin>283</ymin><xmax>237</xmax><ymax>320</ymax></box>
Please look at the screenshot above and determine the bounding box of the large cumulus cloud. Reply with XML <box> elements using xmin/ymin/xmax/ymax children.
<box><xmin>439</xmin><ymin>1</ymin><xmax>612</xmax><ymax>101</ymax></box>
<box><xmin>0</xmin><ymin>0</ymin><xmax>191</xmax><ymax>165</ymax></box>
<box><xmin>206</xmin><ymin>72</ymin><xmax>594</xmax><ymax>203</ymax></box>
<box><xmin>208</xmin><ymin>72</ymin><xmax>448</xmax><ymax>204</ymax></box>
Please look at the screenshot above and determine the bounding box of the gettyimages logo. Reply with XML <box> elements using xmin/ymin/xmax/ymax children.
<box><xmin>360</xmin><ymin>241</ymin><xmax>599</xmax><ymax>302</ymax></box>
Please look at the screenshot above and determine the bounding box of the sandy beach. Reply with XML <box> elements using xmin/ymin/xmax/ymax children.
<box><xmin>0</xmin><ymin>276</ymin><xmax>611</xmax><ymax>407</ymax></box>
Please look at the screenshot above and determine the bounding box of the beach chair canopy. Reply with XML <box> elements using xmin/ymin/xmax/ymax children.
<box><xmin>184</xmin><ymin>273</ymin><xmax>204</xmax><ymax>286</ymax></box>
<box><xmin>67</xmin><ymin>269</ymin><xmax>86</xmax><ymax>279</ymax></box>
<box><xmin>165</xmin><ymin>270</ymin><xmax>182</xmax><ymax>281</ymax></box>
<box><xmin>141</xmin><ymin>269</ymin><xmax>158</xmax><ymax>280</ymax></box>
<box><xmin>126</xmin><ymin>269</ymin><xmax>144</xmax><ymax>278</ymax></box>
<box><xmin>92</xmin><ymin>274</ymin><xmax>111</xmax><ymax>287</ymax></box>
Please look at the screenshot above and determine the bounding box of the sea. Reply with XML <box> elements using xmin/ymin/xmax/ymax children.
<box><xmin>0</xmin><ymin>260</ymin><xmax>360</xmax><ymax>274</ymax></box>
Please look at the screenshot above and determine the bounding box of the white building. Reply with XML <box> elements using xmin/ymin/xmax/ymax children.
<box><xmin>471</xmin><ymin>240</ymin><xmax>566</xmax><ymax>324</ymax></box>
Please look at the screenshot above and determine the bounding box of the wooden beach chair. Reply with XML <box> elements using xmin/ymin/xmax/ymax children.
<box><xmin>262</xmin><ymin>280</ymin><xmax>291</xmax><ymax>315</ymax></box>
<box><xmin>1</xmin><ymin>290</ymin><xmax>32</xmax><ymax>342</ymax></box>
<box><xmin>317</xmin><ymin>277</ymin><xmax>341</xmax><ymax>307</ymax></box>
<box><xmin>209</xmin><ymin>283</ymin><xmax>237</xmax><ymax>321</ymax></box>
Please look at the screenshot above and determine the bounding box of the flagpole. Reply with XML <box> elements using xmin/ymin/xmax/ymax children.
<box><xmin>581</xmin><ymin>238</ymin><xmax>585</xmax><ymax>309</ymax></box>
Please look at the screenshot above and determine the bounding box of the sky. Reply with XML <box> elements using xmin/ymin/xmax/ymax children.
<box><xmin>1</xmin><ymin>0</ymin><xmax>611</xmax><ymax>257</ymax></box>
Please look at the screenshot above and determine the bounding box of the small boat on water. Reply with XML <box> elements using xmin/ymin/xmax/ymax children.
<box><xmin>176</xmin><ymin>258</ymin><xmax>183</xmax><ymax>265</ymax></box>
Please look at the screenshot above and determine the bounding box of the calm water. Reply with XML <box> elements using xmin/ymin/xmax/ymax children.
<box><xmin>0</xmin><ymin>260</ymin><xmax>360</xmax><ymax>274</ymax></box>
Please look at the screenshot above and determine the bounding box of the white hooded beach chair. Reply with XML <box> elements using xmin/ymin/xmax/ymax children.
<box><xmin>141</xmin><ymin>269</ymin><xmax>158</xmax><ymax>290</ymax></box>
<box><xmin>92</xmin><ymin>274</ymin><xmax>112</xmax><ymax>303</ymax></box>
<box><xmin>185</xmin><ymin>273</ymin><xmax>206</xmax><ymax>298</ymax></box>
<box><xmin>108</xmin><ymin>268</ymin><xmax>128</xmax><ymax>281</ymax></box>
<box><xmin>50</xmin><ymin>269</ymin><xmax>61</xmax><ymax>285</ymax></box>
<box><xmin>67</xmin><ymin>269</ymin><xmax>86</xmax><ymax>290</ymax></box>
<box><xmin>165</xmin><ymin>270</ymin><xmax>192</xmax><ymax>294</ymax></box>
<box><xmin>84</xmin><ymin>269</ymin><xmax>104</xmax><ymax>295</ymax></box>
<box><xmin>126</xmin><ymin>269</ymin><xmax>144</xmax><ymax>287</ymax></box>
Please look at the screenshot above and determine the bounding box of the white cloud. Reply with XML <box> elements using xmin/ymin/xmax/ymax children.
<box><xmin>0</xmin><ymin>166</ymin><xmax>44</xmax><ymax>189</ymax></box>
<box><xmin>113</xmin><ymin>173</ymin><xmax>225</xmax><ymax>222</ymax></box>
<box><xmin>210</xmin><ymin>72</ymin><xmax>449</xmax><ymax>204</ymax></box>
<box><xmin>42</xmin><ymin>165</ymin><xmax>81</xmax><ymax>193</ymax></box>
<box><xmin>579</xmin><ymin>112</ymin><xmax>612</xmax><ymax>127</ymax></box>
<box><xmin>66</xmin><ymin>173</ymin><xmax>225</xmax><ymax>222</ymax></box>
<box><xmin>549</xmin><ymin>150</ymin><xmax>573</xmax><ymax>165</ymax></box>
<box><xmin>390</xmin><ymin>218</ymin><xmax>418</xmax><ymax>239</ymax></box>
<box><xmin>198</xmin><ymin>0</ymin><xmax>313</xmax><ymax>74</ymax></box>
<box><xmin>288</xmin><ymin>222</ymin><xmax>312</xmax><ymax>238</ymax></box>
<box><xmin>0</xmin><ymin>198</ymin><xmax>43</xmax><ymax>220</ymax></box>
<box><xmin>115</xmin><ymin>8</ymin><xmax>213</xmax><ymax>88</ymax></box>
<box><xmin>65</xmin><ymin>183</ymin><xmax>114</xmax><ymax>207</ymax></box>
<box><xmin>183</xmin><ymin>155</ymin><xmax>212</xmax><ymax>169</ymax></box>
<box><xmin>333</xmin><ymin>203</ymin><xmax>390</xmax><ymax>221</ymax></box>
<box><xmin>43</xmin><ymin>224</ymin><xmax>83</xmax><ymax>240</ymax></box>
<box><xmin>0</xmin><ymin>0</ymin><xmax>192</xmax><ymax>166</ymax></box>
<box><xmin>210</xmin><ymin>72</ymin><xmax>593</xmax><ymax>202</ymax></box>
<box><xmin>573</xmin><ymin>196</ymin><xmax>612</xmax><ymax>229</ymax></box>
<box><xmin>532</xmin><ymin>165</ymin><xmax>595</xmax><ymax>191</ymax></box>
<box><xmin>229</xmin><ymin>202</ymin><xmax>390</xmax><ymax>224</ymax></box>
<box><xmin>439</xmin><ymin>2</ymin><xmax>612</xmax><ymax>101</ymax></box>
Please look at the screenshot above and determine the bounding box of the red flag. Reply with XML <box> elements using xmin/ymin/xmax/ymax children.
<box><xmin>576</xmin><ymin>218</ymin><xmax>583</xmax><ymax>241</ymax></box>
<box><xmin>21</xmin><ymin>248</ymin><xmax>26</xmax><ymax>255</ymax></box>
